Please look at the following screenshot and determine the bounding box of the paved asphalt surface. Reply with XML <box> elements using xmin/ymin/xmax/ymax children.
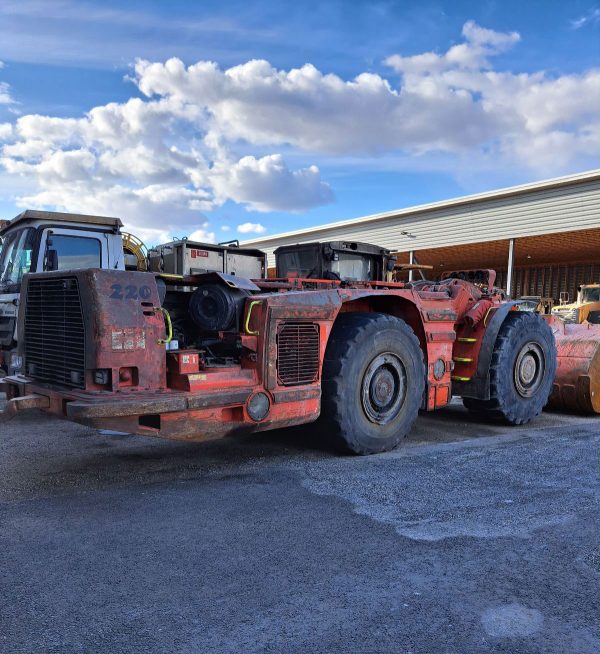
<box><xmin>1</xmin><ymin>397</ymin><xmax>599</xmax><ymax>654</ymax></box>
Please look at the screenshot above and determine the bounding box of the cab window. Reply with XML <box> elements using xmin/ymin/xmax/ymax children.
<box><xmin>0</xmin><ymin>227</ymin><xmax>36</xmax><ymax>288</ymax></box>
<box><xmin>330</xmin><ymin>253</ymin><xmax>373</xmax><ymax>281</ymax></box>
<box><xmin>48</xmin><ymin>235</ymin><xmax>102</xmax><ymax>271</ymax></box>
<box><xmin>582</xmin><ymin>287</ymin><xmax>600</xmax><ymax>303</ymax></box>
<box><xmin>277</xmin><ymin>248</ymin><xmax>319</xmax><ymax>278</ymax></box>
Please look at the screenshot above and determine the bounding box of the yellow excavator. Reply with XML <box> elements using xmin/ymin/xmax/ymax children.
<box><xmin>551</xmin><ymin>284</ymin><xmax>600</xmax><ymax>324</ymax></box>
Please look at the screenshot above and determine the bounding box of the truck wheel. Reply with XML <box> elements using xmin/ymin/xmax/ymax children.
<box><xmin>320</xmin><ymin>312</ymin><xmax>425</xmax><ymax>455</ymax></box>
<box><xmin>462</xmin><ymin>312</ymin><xmax>556</xmax><ymax>424</ymax></box>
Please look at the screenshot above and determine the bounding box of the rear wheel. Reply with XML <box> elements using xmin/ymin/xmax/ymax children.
<box><xmin>319</xmin><ymin>312</ymin><xmax>425</xmax><ymax>454</ymax></box>
<box><xmin>462</xmin><ymin>312</ymin><xmax>556</xmax><ymax>424</ymax></box>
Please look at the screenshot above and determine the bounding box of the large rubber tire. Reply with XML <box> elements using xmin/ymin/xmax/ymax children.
<box><xmin>462</xmin><ymin>311</ymin><xmax>557</xmax><ymax>424</ymax></box>
<box><xmin>319</xmin><ymin>312</ymin><xmax>426</xmax><ymax>455</ymax></box>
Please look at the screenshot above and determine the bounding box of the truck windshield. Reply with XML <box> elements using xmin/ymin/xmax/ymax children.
<box><xmin>581</xmin><ymin>287</ymin><xmax>600</xmax><ymax>303</ymax></box>
<box><xmin>0</xmin><ymin>227</ymin><xmax>36</xmax><ymax>290</ymax></box>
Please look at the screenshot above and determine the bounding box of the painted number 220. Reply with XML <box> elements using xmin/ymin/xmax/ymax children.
<box><xmin>110</xmin><ymin>284</ymin><xmax>152</xmax><ymax>300</ymax></box>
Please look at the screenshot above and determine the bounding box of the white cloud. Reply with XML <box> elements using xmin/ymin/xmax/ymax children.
<box><xmin>0</xmin><ymin>82</ymin><xmax>14</xmax><ymax>105</ymax></box>
<box><xmin>0</xmin><ymin>20</ymin><xmax>599</xmax><ymax>237</ymax></box>
<box><xmin>134</xmin><ymin>56</ymin><xmax>502</xmax><ymax>154</ymax></box>
<box><xmin>0</xmin><ymin>63</ymin><xmax>16</xmax><ymax>106</ymax></box>
<box><xmin>0</xmin><ymin>123</ymin><xmax>13</xmax><ymax>139</ymax></box>
<box><xmin>187</xmin><ymin>227</ymin><xmax>216</xmax><ymax>243</ymax></box>
<box><xmin>131</xmin><ymin>25</ymin><xmax>599</xmax><ymax>170</ymax></box>
<box><xmin>0</xmin><ymin>1</ymin><xmax>276</xmax><ymax>69</ymax></box>
<box><xmin>571</xmin><ymin>8</ymin><xmax>600</xmax><ymax>29</ymax></box>
<box><xmin>220</xmin><ymin>225</ymin><xmax>230</xmax><ymax>232</ymax></box>
<box><xmin>382</xmin><ymin>24</ymin><xmax>600</xmax><ymax>171</ymax></box>
<box><xmin>0</xmin><ymin>86</ymin><xmax>332</xmax><ymax>235</ymax></box>
<box><xmin>237</xmin><ymin>222</ymin><xmax>267</xmax><ymax>234</ymax></box>
<box><xmin>386</xmin><ymin>21</ymin><xmax>520</xmax><ymax>74</ymax></box>
<box><xmin>211</xmin><ymin>154</ymin><xmax>333</xmax><ymax>212</ymax></box>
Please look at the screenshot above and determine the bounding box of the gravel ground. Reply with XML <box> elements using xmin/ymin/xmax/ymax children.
<box><xmin>1</xmin><ymin>398</ymin><xmax>599</xmax><ymax>654</ymax></box>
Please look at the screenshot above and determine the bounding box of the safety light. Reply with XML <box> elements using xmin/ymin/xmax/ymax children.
<box><xmin>433</xmin><ymin>358</ymin><xmax>446</xmax><ymax>381</ymax></box>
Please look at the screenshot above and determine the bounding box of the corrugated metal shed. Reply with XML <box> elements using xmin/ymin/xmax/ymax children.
<box><xmin>242</xmin><ymin>169</ymin><xmax>600</xmax><ymax>266</ymax></box>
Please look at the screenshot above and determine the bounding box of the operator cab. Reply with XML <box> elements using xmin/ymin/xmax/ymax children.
<box><xmin>580</xmin><ymin>285</ymin><xmax>600</xmax><ymax>303</ymax></box>
<box><xmin>0</xmin><ymin>210</ymin><xmax>123</xmax><ymax>294</ymax></box>
<box><xmin>0</xmin><ymin>210</ymin><xmax>124</xmax><ymax>373</ymax></box>
<box><xmin>274</xmin><ymin>241</ymin><xmax>396</xmax><ymax>283</ymax></box>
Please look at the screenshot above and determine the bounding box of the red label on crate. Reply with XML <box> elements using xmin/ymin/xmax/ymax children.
<box><xmin>191</xmin><ymin>249</ymin><xmax>209</xmax><ymax>258</ymax></box>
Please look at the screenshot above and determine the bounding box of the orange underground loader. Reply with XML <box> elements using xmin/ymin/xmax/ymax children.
<box><xmin>0</xmin><ymin>245</ymin><xmax>558</xmax><ymax>455</ymax></box>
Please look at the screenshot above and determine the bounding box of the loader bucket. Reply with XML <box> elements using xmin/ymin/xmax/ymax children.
<box><xmin>547</xmin><ymin>319</ymin><xmax>600</xmax><ymax>414</ymax></box>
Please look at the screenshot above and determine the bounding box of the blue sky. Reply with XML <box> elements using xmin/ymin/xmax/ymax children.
<box><xmin>0</xmin><ymin>0</ymin><xmax>598</xmax><ymax>244</ymax></box>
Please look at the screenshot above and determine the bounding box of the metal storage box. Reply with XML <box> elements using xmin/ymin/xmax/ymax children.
<box><xmin>148</xmin><ymin>240</ymin><xmax>266</xmax><ymax>279</ymax></box>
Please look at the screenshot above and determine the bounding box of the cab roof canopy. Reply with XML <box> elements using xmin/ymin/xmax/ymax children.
<box><xmin>0</xmin><ymin>209</ymin><xmax>123</xmax><ymax>236</ymax></box>
<box><xmin>274</xmin><ymin>240</ymin><xmax>391</xmax><ymax>256</ymax></box>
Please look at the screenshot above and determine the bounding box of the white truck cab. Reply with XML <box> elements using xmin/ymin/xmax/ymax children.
<box><xmin>0</xmin><ymin>210</ymin><xmax>125</xmax><ymax>373</ymax></box>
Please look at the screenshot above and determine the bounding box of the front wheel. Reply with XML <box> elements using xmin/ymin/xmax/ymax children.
<box><xmin>462</xmin><ymin>312</ymin><xmax>556</xmax><ymax>424</ymax></box>
<box><xmin>319</xmin><ymin>312</ymin><xmax>426</xmax><ymax>455</ymax></box>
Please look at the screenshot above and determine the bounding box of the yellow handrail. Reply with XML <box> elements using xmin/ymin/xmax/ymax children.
<box><xmin>245</xmin><ymin>300</ymin><xmax>262</xmax><ymax>335</ymax></box>
<box><xmin>155</xmin><ymin>307</ymin><xmax>173</xmax><ymax>344</ymax></box>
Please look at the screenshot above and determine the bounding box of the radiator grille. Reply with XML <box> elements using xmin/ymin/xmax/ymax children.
<box><xmin>277</xmin><ymin>321</ymin><xmax>320</xmax><ymax>386</ymax></box>
<box><xmin>24</xmin><ymin>276</ymin><xmax>85</xmax><ymax>388</ymax></box>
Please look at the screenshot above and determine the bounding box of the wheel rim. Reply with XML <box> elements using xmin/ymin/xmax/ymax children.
<box><xmin>513</xmin><ymin>341</ymin><xmax>545</xmax><ymax>398</ymax></box>
<box><xmin>361</xmin><ymin>352</ymin><xmax>407</xmax><ymax>424</ymax></box>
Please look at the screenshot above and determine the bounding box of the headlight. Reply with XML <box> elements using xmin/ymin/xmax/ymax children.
<box><xmin>433</xmin><ymin>358</ymin><xmax>446</xmax><ymax>381</ymax></box>
<box><xmin>247</xmin><ymin>392</ymin><xmax>270</xmax><ymax>421</ymax></box>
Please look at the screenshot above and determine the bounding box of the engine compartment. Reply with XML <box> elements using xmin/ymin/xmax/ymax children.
<box><xmin>159</xmin><ymin>273</ymin><xmax>262</xmax><ymax>367</ymax></box>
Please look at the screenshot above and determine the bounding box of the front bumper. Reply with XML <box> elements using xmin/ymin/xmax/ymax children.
<box><xmin>0</xmin><ymin>382</ymin><xmax>50</xmax><ymax>422</ymax></box>
<box><xmin>0</xmin><ymin>376</ymin><xmax>321</xmax><ymax>441</ymax></box>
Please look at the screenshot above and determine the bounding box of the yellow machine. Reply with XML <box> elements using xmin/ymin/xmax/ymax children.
<box><xmin>552</xmin><ymin>284</ymin><xmax>600</xmax><ymax>324</ymax></box>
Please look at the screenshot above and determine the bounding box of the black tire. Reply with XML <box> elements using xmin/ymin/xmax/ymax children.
<box><xmin>319</xmin><ymin>312</ymin><xmax>426</xmax><ymax>455</ymax></box>
<box><xmin>462</xmin><ymin>312</ymin><xmax>557</xmax><ymax>424</ymax></box>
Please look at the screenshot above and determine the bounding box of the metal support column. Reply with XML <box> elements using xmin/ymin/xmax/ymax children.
<box><xmin>506</xmin><ymin>239</ymin><xmax>515</xmax><ymax>298</ymax></box>
<box><xmin>408</xmin><ymin>251</ymin><xmax>415</xmax><ymax>282</ymax></box>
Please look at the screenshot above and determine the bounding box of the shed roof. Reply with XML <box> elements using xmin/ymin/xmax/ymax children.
<box><xmin>242</xmin><ymin>168</ymin><xmax>600</xmax><ymax>247</ymax></box>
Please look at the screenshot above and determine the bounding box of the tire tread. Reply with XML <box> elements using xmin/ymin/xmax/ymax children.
<box><xmin>320</xmin><ymin>312</ymin><xmax>425</xmax><ymax>454</ymax></box>
<box><xmin>463</xmin><ymin>312</ymin><xmax>556</xmax><ymax>424</ymax></box>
